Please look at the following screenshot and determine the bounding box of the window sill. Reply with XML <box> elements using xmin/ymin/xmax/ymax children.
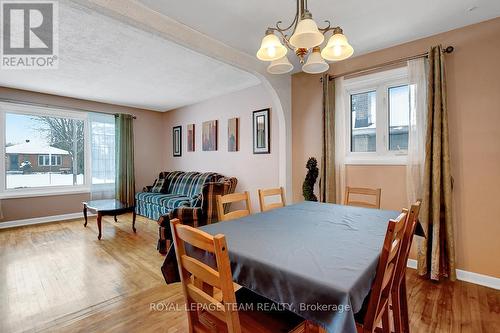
<box><xmin>345</xmin><ymin>155</ymin><xmax>408</xmax><ymax>166</ymax></box>
<box><xmin>0</xmin><ymin>186</ymin><xmax>90</xmax><ymax>199</ymax></box>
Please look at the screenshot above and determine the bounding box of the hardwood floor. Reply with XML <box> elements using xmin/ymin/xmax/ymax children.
<box><xmin>0</xmin><ymin>214</ymin><xmax>498</xmax><ymax>333</ymax></box>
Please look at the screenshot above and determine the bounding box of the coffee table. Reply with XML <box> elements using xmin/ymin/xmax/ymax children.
<box><xmin>83</xmin><ymin>199</ymin><xmax>136</xmax><ymax>240</ymax></box>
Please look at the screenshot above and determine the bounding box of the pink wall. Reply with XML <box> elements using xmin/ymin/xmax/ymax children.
<box><xmin>162</xmin><ymin>84</ymin><xmax>279</xmax><ymax>212</ymax></box>
<box><xmin>292</xmin><ymin>18</ymin><xmax>500</xmax><ymax>277</ymax></box>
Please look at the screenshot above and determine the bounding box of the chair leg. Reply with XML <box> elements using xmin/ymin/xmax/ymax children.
<box><xmin>391</xmin><ymin>288</ymin><xmax>402</xmax><ymax>333</ymax></box>
<box><xmin>400</xmin><ymin>278</ymin><xmax>410</xmax><ymax>333</ymax></box>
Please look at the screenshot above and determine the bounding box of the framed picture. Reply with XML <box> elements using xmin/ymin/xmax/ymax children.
<box><xmin>202</xmin><ymin>120</ymin><xmax>218</xmax><ymax>151</ymax></box>
<box><xmin>227</xmin><ymin>117</ymin><xmax>239</xmax><ymax>152</ymax></box>
<box><xmin>187</xmin><ymin>124</ymin><xmax>195</xmax><ymax>152</ymax></box>
<box><xmin>173</xmin><ymin>126</ymin><xmax>182</xmax><ymax>157</ymax></box>
<box><xmin>253</xmin><ymin>108</ymin><xmax>270</xmax><ymax>154</ymax></box>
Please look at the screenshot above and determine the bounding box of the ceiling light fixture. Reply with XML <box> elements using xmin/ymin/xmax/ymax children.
<box><xmin>256</xmin><ymin>0</ymin><xmax>354</xmax><ymax>74</ymax></box>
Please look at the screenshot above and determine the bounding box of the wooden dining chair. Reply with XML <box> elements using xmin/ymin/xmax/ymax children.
<box><xmin>344</xmin><ymin>187</ymin><xmax>382</xmax><ymax>209</ymax></box>
<box><xmin>170</xmin><ymin>219</ymin><xmax>306</xmax><ymax>333</ymax></box>
<box><xmin>355</xmin><ymin>209</ymin><xmax>409</xmax><ymax>333</ymax></box>
<box><xmin>390</xmin><ymin>201</ymin><xmax>421</xmax><ymax>333</ymax></box>
<box><xmin>216</xmin><ymin>192</ymin><xmax>251</xmax><ymax>221</ymax></box>
<box><xmin>258</xmin><ymin>187</ymin><xmax>286</xmax><ymax>212</ymax></box>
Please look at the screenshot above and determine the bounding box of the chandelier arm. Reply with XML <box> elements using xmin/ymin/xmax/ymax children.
<box><xmin>318</xmin><ymin>20</ymin><xmax>333</xmax><ymax>33</ymax></box>
<box><xmin>275</xmin><ymin>0</ymin><xmax>300</xmax><ymax>32</ymax></box>
<box><xmin>319</xmin><ymin>24</ymin><xmax>343</xmax><ymax>36</ymax></box>
<box><xmin>273</xmin><ymin>28</ymin><xmax>295</xmax><ymax>51</ymax></box>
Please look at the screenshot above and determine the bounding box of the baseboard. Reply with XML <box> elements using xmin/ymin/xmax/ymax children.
<box><xmin>407</xmin><ymin>259</ymin><xmax>499</xmax><ymax>290</ymax></box>
<box><xmin>0</xmin><ymin>212</ymin><xmax>87</xmax><ymax>229</ymax></box>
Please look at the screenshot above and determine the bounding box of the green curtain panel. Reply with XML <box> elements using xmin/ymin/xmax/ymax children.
<box><xmin>417</xmin><ymin>46</ymin><xmax>456</xmax><ymax>281</ymax></box>
<box><xmin>115</xmin><ymin>114</ymin><xmax>136</xmax><ymax>206</ymax></box>
<box><xmin>319</xmin><ymin>74</ymin><xmax>336</xmax><ymax>203</ymax></box>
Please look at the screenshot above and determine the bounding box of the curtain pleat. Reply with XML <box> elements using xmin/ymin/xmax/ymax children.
<box><xmin>406</xmin><ymin>58</ymin><xmax>428</xmax><ymax>205</ymax></box>
<box><xmin>319</xmin><ymin>74</ymin><xmax>336</xmax><ymax>203</ymax></box>
<box><xmin>115</xmin><ymin>114</ymin><xmax>135</xmax><ymax>206</ymax></box>
<box><xmin>417</xmin><ymin>45</ymin><xmax>456</xmax><ymax>281</ymax></box>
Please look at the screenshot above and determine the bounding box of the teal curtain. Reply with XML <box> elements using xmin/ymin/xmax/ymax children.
<box><xmin>115</xmin><ymin>114</ymin><xmax>135</xmax><ymax>206</ymax></box>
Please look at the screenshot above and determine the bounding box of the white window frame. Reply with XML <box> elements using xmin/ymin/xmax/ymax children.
<box><xmin>0</xmin><ymin>101</ymin><xmax>91</xmax><ymax>198</ymax></box>
<box><xmin>343</xmin><ymin>66</ymin><xmax>409</xmax><ymax>165</ymax></box>
<box><xmin>37</xmin><ymin>155</ymin><xmax>62</xmax><ymax>166</ymax></box>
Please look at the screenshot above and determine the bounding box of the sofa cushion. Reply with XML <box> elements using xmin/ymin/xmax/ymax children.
<box><xmin>151</xmin><ymin>178</ymin><xmax>168</xmax><ymax>193</ymax></box>
<box><xmin>135</xmin><ymin>192</ymin><xmax>191</xmax><ymax>209</ymax></box>
<box><xmin>168</xmin><ymin>171</ymin><xmax>219</xmax><ymax>198</ymax></box>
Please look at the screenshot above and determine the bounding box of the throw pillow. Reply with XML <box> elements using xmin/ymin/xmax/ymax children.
<box><xmin>151</xmin><ymin>178</ymin><xmax>167</xmax><ymax>193</ymax></box>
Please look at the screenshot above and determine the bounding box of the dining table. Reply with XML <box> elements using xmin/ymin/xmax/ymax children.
<box><xmin>161</xmin><ymin>201</ymin><xmax>407</xmax><ymax>333</ymax></box>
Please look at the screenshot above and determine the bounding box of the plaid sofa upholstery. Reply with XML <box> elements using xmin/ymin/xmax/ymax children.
<box><xmin>135</xmin><ymin>171</ymin><xmax>237</xmax><ymax>254</ymax></box>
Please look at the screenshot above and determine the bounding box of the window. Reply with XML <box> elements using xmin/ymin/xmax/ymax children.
<box><xmin>344</xmin><ymin>67</ymin><xmax>410</xmax><ymax>164</ymax></box>
<box><xmin>388</xmin><ymin>85</ymin><xmax>410</xmax><ymax>151</ymax></box>
<box><xmin>38</xmin><ymin>155</ymin><xmax>49</xmax><ymax>166</ymax></box>
<box><xmin>1</xmin><ymin>102</ymin><xmax>117</xmax><ymax>198</ymax></box>
<box><xmin>90</xmin><ymin>113</ymin><xmax>115</xmax><ymax>185</ymax></box>
<box><xmin>38</xmin><ymin>155</ymin><xmax>62</xmax><ymax>166</ymax></box>
<box><xmin>351</xmin><ymin>90</ymin><xmax>377</xmax><ymax>152</ymax></box>
<box><xmin>3</xmin><ymin>111</ymin><xmax>85</xmax><ymax>190</ymax></box>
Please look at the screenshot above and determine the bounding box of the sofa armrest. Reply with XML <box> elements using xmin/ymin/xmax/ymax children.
<box><xmin>201</xmin><ymin>177</ymin><xmax>238</xmax><ymax>224</ymax></box>
<box><xmin>156</xmin><ymin>207</ymin><xmax>203</xmax><ymax>254</ymax></box>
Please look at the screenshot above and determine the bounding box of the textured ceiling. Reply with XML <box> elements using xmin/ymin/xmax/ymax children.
<box><xmin>0</xmin><ymin>1</ymin><xmax>260</xmax><ymax>111</ymax></box>
<box><xmin>1</xmin><ymin>1</ymin><xmax>498</xmax><ymax>111</ymax></box>
<box><xmin>137</xmin><ymin>0</ymin><xmax>500</xmax><ymax>71</ymax></box>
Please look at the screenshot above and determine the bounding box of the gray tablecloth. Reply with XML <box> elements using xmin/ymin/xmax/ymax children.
<box><xmin>162</xmin><ymin>201</ymin><xmax>400</xmax><ymax>333</ymax></box>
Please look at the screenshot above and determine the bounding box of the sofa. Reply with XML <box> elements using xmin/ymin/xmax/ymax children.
<box><xmin>135</xmin><ymin>171</ymin><xmax>237</xmax><ymax>253</ymax></box>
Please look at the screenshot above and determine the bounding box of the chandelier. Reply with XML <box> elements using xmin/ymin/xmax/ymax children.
<box><xmin>256</xmin><ymin>0</ymin><xmax>354</xmax><ymax>74</ymax></box>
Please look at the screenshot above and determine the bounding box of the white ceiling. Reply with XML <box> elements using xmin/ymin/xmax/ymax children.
<box><xmin>0</xmin><ymin>1</ymin><xmax>260</xmax><ymax>111</ymax></box>
<box><xmin>137</xmin><ymin>0</ymin><xmax>500</xmax><ymax>70</ymax></box>
<box><xmin>1</xmin><ymin>1</ymin><xmax>499</xmax><ymax>112</ymax></box>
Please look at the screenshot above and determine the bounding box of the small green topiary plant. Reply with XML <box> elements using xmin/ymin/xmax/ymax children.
<box><xmin>302</xmin><ymin>157</ymin><xmax>319</xmax><ymax>201</ymax></box>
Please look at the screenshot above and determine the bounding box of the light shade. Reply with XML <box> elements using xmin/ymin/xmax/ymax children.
<box><xmin>289</xmin><ymin>18</ymin><xmax>324</xmax><ymax>49</ymax></box>
<box><xmin>256</xmin><ymin>33</ymin><xmax>288</xmax><ymax>61</ymax></box>
<box><xmin>321</xmin><ymin>32</ymin><xmax>354</xmax><ymax>61</ymax></box>
<box><xmin>302</xmin><ymin>47</ymin><xmax>329</xmax><ymax>74</ymax></box>
<box><xmin>267</xmin><ymin>56</ymin><xmax>294</xmax><ymax>74</ymax></box>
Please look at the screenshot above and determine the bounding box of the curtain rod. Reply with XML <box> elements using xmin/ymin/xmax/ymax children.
<box><xmin>0</xmin><ymin>98</ymin><xmax>137</xmax><ymax>119</ymax></box>
<box><xmin>322</xmin><ymin>45</ymin><xmax>454</xmax><ymax>81</ymax></box>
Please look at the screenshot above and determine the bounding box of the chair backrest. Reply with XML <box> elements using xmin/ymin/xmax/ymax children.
<box><xmin>216</xmin><ymin>192</ymin><xmax>251</xmax><ymax>221</ymax></box>
<box><xmin>392</xmin><ymin>201</ymin><xmax>422</xmax><ymax>291</ymax></box>
<box><xmin>344</xmin><ymin>186</ymin><xmax>381</xmax><ymax>209</ymax></box>
<box><xmin>362</xmin><ymin>209</ymin><xmax>409</xmax><ymax>331</ymax></box>
<box><xmin>258</xmin><ymin>187</ymin><xmax>286</xmax><ymax>212</ymax></box>
<box><xmin>170</xmin><ymin>219</ymin><xmax>242</xmax><ymax>333</ymax></box>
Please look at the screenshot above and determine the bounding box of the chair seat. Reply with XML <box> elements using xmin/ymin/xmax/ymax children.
<box><xmin>198</xmin><ymin>287</ymin><xmax>305</xmax><ymax>333</ymax></box>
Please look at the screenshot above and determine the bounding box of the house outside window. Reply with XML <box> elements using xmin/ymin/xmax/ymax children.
<box><xmin>1</xmin><ymin>107</ymin><xmax>86</xmax><ymax>193</ymax></box>
<box><xmin>0</xmin><ymin>102</ymin><xmax>116</xmax><ymax>198</ymax></box>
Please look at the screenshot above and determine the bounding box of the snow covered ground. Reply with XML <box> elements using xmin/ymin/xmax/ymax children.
<box><xmin>6</xmin><ymin>173</ymin><xmax>85</xmax><ymax>188</ymax></box>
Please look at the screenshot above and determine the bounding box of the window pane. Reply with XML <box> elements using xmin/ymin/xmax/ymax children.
<box><xmin>389</xmin><ymin>85</ymin><xmax>410</xmax><ymax>151</ymax></box>
<box><xmin>351</xmin><ymin>91</ymin><xmax>376</xmax><ymax>152</ymax></box>
<box><xmin>90</xmin><ymin>114</ymin><xmax>115</xmax><ymax>185</ymax></box>
<box><xmin>5</xmin><ymin>113</ymin><xmax>85</xmax><ymax>189</ymax></box>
